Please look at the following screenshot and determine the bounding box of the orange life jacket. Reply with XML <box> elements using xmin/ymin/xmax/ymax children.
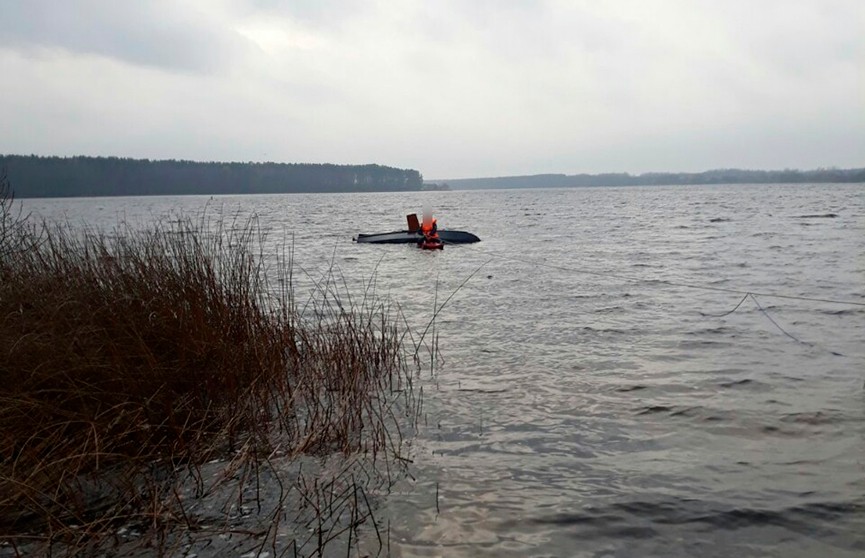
<box><xmin>421</xmin><ymin>218</ymin><xmax>438</xmax><ymax>238</ymax></box>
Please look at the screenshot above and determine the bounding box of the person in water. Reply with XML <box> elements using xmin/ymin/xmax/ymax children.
<box><xmin>420</xmin><ymin>216</ymin><xmax>439</xmax><ymax>244</ymax></box>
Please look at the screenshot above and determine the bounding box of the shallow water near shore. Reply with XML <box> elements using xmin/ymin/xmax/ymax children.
<box><xmin>25</xmin><ymin>183</ymin><xmax>865</xmax><ymax>556</ymax></box>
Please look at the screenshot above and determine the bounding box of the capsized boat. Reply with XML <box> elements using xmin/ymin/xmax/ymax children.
<box><xmin>355</xmin><ymin>229</ymin><xmax>479</xmax><ymax>244</ymax></box>
<box><xmin>354</xmin><ymin>214</ymin><xmax>481</xmax><ymax>244</ymax></box>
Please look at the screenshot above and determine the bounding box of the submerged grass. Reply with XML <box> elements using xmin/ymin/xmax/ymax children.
<box><xmin>0</xmin><ymin>174</ymin><xmax>419</xmax><ymax>555</ymax></box>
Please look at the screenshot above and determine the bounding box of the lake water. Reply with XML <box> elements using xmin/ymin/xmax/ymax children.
<box><xmin>24</xmin><ymin>183</ymin><xmax>865</xmax><ymax>557</ymax></box>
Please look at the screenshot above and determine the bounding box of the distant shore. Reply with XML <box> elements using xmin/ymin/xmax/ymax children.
<box><xmin>2</xmin><ymin>154</ymin><xmax>862</xmax><ymax>198</ymax></box>
<box><xmin>426</xmin><ymin>167</ymin><xmax>865</xmax><ymax>190</ymax></box>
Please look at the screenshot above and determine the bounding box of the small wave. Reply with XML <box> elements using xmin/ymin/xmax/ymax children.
<box><xmin>530</xmin><ymin>496</ymin><xmax>865</xmax><ymax>534</ymax></box>
<box><xmin>452</xmin><ymin>388</ymin><xmax>509</xmax><ymax>394</ymax></box>
<box><xmin>592</xmin><ymin>306</ymin><xmax>625</xmax><ymax>315</ymax></box>
<box><xmin>795</xmin><ymin>213</ymin><xmax>838</xmax><ymax>219</ymax></box>
<box><xmin>819</xmin><ymin>308</ymin><xmax>861</xmax><ymax>316</ymax></box>
<box><xmin>677</xmin><ymin>339</ymin><xmax>734</xmax><ymax>350</ymax></box>
<box><xmin>780</xmin><ymin>410</ymin><xmax>845</xmax><ymax>426</ymax></box>
<box><xmin>686</xmin><ymin>326</ymin><xmax>733</xmax><ymax>335</ymax></box>
<box><xmin>717</xmin><ymin>378</ymin><xmax>756</xmax><ymax>388</ymax></box>
<box><xmin>635</xmin><ymin>405</ymin><xmax>730</xmax><ymax>422</ymax></box>
<box><xmin>709</xmin><ymin>217</ymin><xmax>731</xmax><ymax>223</ymax></box>
<box><xmin>636</xmin><ymin>404</ymin><xmax>675</xmax><ymax>415</ymax></box>
<box><xmin>615</xmin><ymin>384</ymin><xmax>648</xmax><ymax>392</ymax></box>
<box><xmin>580</xmin><ymin>326</ymin><xmax>627</xmax><ymax>335</ymax></box>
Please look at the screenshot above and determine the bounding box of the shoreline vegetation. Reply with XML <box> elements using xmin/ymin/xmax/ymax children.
<box><xmin>0</xmin><ymin>155</ymin><xmax>424</xmax><ymax>198</ymax></box>
<box><xmin>0</xmin><ymin>172</ymin><xmax>422</xmax><ymax>556</ymax></box>
<box><xmin>2</xmin><ymin>154</ymin><xmax>863</xmax><ymax>199</ymax></box>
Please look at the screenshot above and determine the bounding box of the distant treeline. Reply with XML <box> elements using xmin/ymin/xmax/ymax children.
<box><xmin>431</xmin><ymin>167</ymin><xmax>865</xmax><ymax>190</ymax></box>
<box><xmin>0</xmin><ymin>155</ymin><xmax>424</xmax><ymax>198</ymax></box>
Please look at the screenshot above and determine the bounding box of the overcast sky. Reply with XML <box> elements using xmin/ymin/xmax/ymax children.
<box><xmin>0</xmin><ymin>0</ymin><xmax>862</xmax><ymax>179</ymax></box>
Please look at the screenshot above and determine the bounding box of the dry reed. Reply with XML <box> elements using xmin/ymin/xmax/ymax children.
<box><xmin>0</xmin><ymin>174</ymin><xmax>418</xmax><ymax>555</ymax></box>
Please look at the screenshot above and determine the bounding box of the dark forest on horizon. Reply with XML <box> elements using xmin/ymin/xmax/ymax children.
<box><xmin>0</xmin><ymin>155</ymin><xmax>424</xmax><ymax>198</ymax></box>
<box><xmin>2</xmin><ymin>155</ymin><xmax>863</xmax><ymax>198</ymax></box>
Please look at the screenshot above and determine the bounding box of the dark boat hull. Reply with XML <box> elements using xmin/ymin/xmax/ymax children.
<box><xmin>355</xmin><ymin>230</ymin><xmax>480</xmax><ymax>244</ymax></box>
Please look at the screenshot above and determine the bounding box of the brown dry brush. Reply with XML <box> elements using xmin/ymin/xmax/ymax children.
<box><xmin>0</xmin><ymin>174</ymin><xmax>418</xmax><ymax>553</ymax></box>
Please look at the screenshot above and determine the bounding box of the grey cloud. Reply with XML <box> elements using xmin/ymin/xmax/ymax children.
<box><xmin>0</xmin><ymin>0</ymin><xmax>862</xmax><ymax>178</ymax></box>
<box><xmin>0</xmin><ymin>1</ymin><xmax>250</xmax><ymax>73</ymax></box>
<box><xmin>237</xmin><ymin>0</ymin><xmax>367</xmax><ymax>25</ymax></box>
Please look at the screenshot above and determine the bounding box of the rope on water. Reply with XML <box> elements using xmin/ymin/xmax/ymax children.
<box><xmin>473</xmin><ymin>247</ymin><xmax>860</xmax><ymax>356</ymax></box>
<box><xmin>699</xmin><ymin>293</ymin><xmax>750</xmax><ymax>318</ymax></box>
<box><xmin>474</xmin><ymin>248</ymin><xmax>865</xmax><ymax>307</ymax></box>
<box><xmin>748</xmin><ymin>293</ymin><xmax>805</xmax><ymax>345</ymax></box>
<box><xmin>413</xmin><ymin>258</ymin><xmax>493</xmax><ymax>360</ymax></box>
<box><xmin>699</xmin><ymin>292</ymin><xmax>823</xmax><ymax>350</ymax></box>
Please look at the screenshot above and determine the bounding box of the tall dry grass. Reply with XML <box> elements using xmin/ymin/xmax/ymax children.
<box><xmin>0</xmin><ymin>173</ymin><xmax>417</xmax><ymax>553</ymax></box>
